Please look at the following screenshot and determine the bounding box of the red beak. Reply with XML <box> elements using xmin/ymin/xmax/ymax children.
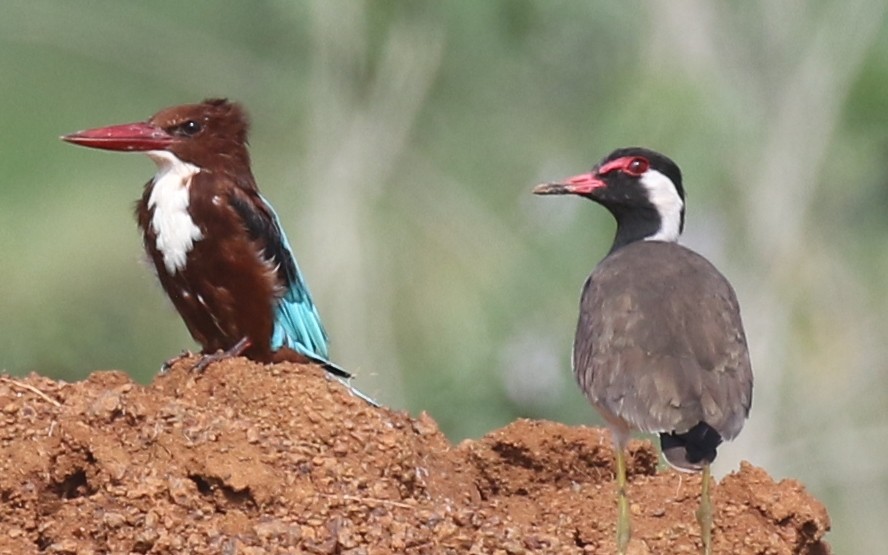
<box><xmin>61</xmin><ymin>122</ymin><xmax>176</xmax><ymax>152</ymax></box>
<box><xmin>532</xmin><ymin>172</ymin><xmax>605</xmax><ymax>195</ymax></box>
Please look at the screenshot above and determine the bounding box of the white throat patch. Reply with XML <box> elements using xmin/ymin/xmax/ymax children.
<box><xmin>640</xmin><ymin>169</ymin><xmax>684</xmax><ymax>242</ymax></box>
<box><xmin>146</xmin><ymin>150</ymin><xmax>203</xmax><ymax>274</ymax></box>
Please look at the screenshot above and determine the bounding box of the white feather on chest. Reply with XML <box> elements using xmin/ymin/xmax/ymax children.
<box><xmin>146</xmin><ymin>151</ymin><xmax>204</xmax><ymax>274</ymax></box>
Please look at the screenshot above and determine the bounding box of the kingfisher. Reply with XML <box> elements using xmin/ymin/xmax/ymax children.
<box><xmin>62</xmin><ymin>99</ymin><xmax>364</xmax><ymax>390</ymax></box>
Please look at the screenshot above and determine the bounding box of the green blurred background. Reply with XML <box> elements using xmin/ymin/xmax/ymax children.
<box><xmin>2</xmin><ymin>1</ymin><xmax>886</xmax><ymax>551</ymax></box>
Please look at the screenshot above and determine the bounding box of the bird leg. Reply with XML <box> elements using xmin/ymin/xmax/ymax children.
<box><xmin>695</xmin><ymin>463</ymin><xmax>713</xmax><ymax>555</ymax></box>
<box><xmin>615</xmin><ymin>446</ymin><xmax>631</xmax><ymax>555</ymax></box>
<box><xmin>160</xmin><ymin>350</ymin><xmax>196</xmax><ymax>373</ymax></box>
<box><xmin>192</xmin><ymin>337</ymin><xmax>252</xmax><ymax>373</ymax></box>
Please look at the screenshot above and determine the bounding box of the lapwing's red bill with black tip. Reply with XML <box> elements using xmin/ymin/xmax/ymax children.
<box><xmin>533</xmin><ymin>172</ymin><xmax>605</xmax><ymax>195</ymax></box>
<box><xmin>534</xmin><ymin>147</ymin><xmax>753</xmax><ymax>555</ymax></box>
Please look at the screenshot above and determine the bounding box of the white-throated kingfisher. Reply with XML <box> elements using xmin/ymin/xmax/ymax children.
<box><xmin>62</xmin><ymin>99</ymin><xmax>360</xmax><ymax>387</ymax></box>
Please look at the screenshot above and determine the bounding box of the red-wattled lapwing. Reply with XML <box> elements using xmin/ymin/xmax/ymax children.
<box><xmin>534</xmin><ymin>147</ymin><xmax>753</xmax><ymax>555</ymax></box>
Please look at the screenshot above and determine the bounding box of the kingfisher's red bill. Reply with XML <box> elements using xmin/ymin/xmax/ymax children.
<box><xmin>62</xmin><ymin>122</ymin><xmax>177</xmax><ymax>151</ymax></box>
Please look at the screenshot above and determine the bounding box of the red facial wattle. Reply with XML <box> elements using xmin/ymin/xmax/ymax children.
<box><xmin>597</xmin><ymin>155</ymin><xmax>650</xmax><ymax>177</ymax></box>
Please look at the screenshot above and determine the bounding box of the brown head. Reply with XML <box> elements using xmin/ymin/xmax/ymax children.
<box><xmin>62</xmin><ymin>98</ymin><xmax>252</xmax><ymax>175</ymax></box>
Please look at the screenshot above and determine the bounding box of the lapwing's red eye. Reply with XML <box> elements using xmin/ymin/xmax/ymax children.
<box><xmin>626</xmin><ymin>157</ymin><xmax>649</xmax><ymax>175</ymax></box>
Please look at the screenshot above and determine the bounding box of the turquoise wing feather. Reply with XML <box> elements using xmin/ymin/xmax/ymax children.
<box><xmin>242</xmin><ymin>195</ymin><xmax>377</xmax><ymax>404</ymax></box>
<box><xmin>235</xmin><ymin>192</ymin><xmax>362</xmax><ymax>387</ymax></box>
<box><xmin>260</xmin><ymin>196</ymin><xmax>331</xmax><ymax>360</ymax></box>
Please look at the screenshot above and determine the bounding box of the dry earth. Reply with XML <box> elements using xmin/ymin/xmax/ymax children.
<box><xmin>0</xmin><ymin>359</ymin><xmax>830</xmax><ymax>554</ymax></box>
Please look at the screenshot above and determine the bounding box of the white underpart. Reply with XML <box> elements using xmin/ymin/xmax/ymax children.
<box><xmin>145</xmin><ymin>150</ymin><xmax>203</xmax><ymax>274</ymax></box>
<box><xmin>640</xmin><ymin>169</ymin><xmax>684</xmax><ymax>242</ymax></box>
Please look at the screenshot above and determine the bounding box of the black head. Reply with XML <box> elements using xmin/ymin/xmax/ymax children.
<box><xmin>534</xmin><ymin>147</ymin><xmax>686</xmax><ymax>251</ymax></box>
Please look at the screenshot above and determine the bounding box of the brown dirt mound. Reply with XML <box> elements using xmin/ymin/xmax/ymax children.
<box><xmin>0</xmin><ymin>359</ymin><xmax>829</xmax><ymax>554</ymax></box>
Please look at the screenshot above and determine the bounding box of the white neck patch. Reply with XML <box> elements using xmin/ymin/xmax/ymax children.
<box><xmin>640</xmin><ymin>169</ymin><xmax>684</xmax><ymax>242</ymax></box>
<box><xmin>145</xmin><ymin>150</ymin><xmax>203</xmax><ymax>274</ymax></box>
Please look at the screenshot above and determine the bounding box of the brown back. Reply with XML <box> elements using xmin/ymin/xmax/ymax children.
<box><xmin>574</xmin><ymin>241</ymin><xmax>753</xmax><ymax>439</ymax></box>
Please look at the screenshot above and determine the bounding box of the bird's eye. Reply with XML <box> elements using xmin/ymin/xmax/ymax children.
<box><xmin>178</xmin><ymin>120</ymin><xmax>202</xmax><ymax>136</ymax></box>
<box><xmin>626</xmin><ymin>157</ymin><xmax>649</xmax><ymax>176</ymax></box>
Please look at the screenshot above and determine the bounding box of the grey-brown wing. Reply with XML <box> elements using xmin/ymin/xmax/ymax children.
<box><xmin>573</xmin><ymin>242</ymin><xmax>753</xmax><ymax>439</ymax></box>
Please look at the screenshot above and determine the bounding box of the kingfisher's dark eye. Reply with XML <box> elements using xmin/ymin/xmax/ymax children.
<box><xmin>626</xmin><ymin>157</ymin><xmax>649</xmax><ymax>176</ymax></box>
<box><xmin>178</xmin><ymin>120</ymin><xmax>202</xmax><ymax>136</ymax></box>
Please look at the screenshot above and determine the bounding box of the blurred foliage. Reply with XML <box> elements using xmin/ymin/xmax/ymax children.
<box><xmin>1</xmin><ymin>1</ymin><xmax>887</xmax><ymax>552</ymax></box>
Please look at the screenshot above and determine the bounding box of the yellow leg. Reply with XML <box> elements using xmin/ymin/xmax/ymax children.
<box><xmin>695</xmin><ymin>463</ymin><xmax>713</xmax><ymax>555</ymax></box>
<box><xmin>615</xmin><ymin>447</ymin><xmax>631</xmax><ymax>554</ymax></box>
